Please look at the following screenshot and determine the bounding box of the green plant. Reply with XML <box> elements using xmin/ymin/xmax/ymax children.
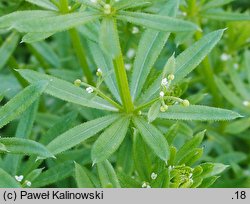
<box><xmin>0</xmin><ymin>0</ymin><xmax>248</xmax><ymax>188</ymax></box>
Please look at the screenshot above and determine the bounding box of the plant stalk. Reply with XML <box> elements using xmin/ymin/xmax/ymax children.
<box><xmin>59</xmin><ymin>0</ymin><xmax>94</xmax><ymax>85</ymax></box>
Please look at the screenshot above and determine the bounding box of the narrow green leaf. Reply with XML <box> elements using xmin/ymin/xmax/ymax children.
<box><xmin>0</xmin><ymin>10</ymin><xmax>57</xmax><ymax>29</ymax></box>
<box><xmin>137</xmin><ymin>29</ymin><xmax>225</xmax><ymax>104</ymax></box>
<box><xmin>25</xmin><ymin>0</ymin><xmax>58</xmax><ymax>11</ymax></box>
<box><xmin>202</xmin><ymin>0</ymin><xmax>235</xmax><ymax>10</ymax></box>
<box><xmin>75</xmin><ymin>163</ymin><xmax>94</xmax><ymax>188</ymax></box>
<box><xmin>31</xmin><ymin>42</ymin><xmax>61</xmax><ymax>68</ymax></box>
<box><xmin>99</xmin><ymin>17</ymin><xmax>120</xmax><ymax>58</ymax></box>
<box><xmin>133</xmin><ymin>129</ymin><xmax>151</xmax><ymax>181</ymax></box>
<box><xmin>17</xmin><ymin>69</ymin><xmax>118</xmax><ymax>111</ymax></box>
<box><xmin>0</xmin><ymin>168</ymin><xmax>20</xmax><ymax>187</ymax></box>
<box><xmin>92</xmin><ymin>116</ymin><xmax>130</xmax><ymax>163</ymax></box>
<box><xmin>173</xmin><ymin>29</ymin><xmax>225</xmax><ymax>84</ymax></box>
<box><xmin>0</xmin><ymin>81</ymin><xmax>48</xmax><ymax>129</ymax></box>
<box><xmin>14</xmin><ymin>12</ymin><xmax>101</xmax><ymax>33</ymax></box>
<box><xmin>130</xmin><ymin>0</ymin><xmax>179</xmax><ymax>100</ymax></box>
<box><xmin>147</xmin><ymin>101</ymin><xmax>161</xmax><ymax>123</ymax></box>
<box><xmin>40</xmin><ymin>112</ymin><xmax>78</xmax><ymax>145</ymax></box>
<box><xmin>32</xmin><ymin>161</ymin><xmax>74</xmax><ymax>187</ymax></box>
<box><xmin>245</xmin><ymin>51</ymin><xmax>250</xmax><ymax>85</ymax></box>
<box><xmin>97</xmin><ymin>160</ymin><xmax>121</xmax><ymax>188</ymax></box>
<box><xmin>117</xmin><ymin>11</ymin><xmax>199</xmax><ymax>32</ymax></box>
<box><xmin>47</xmin><ymin>114</ymin><xmax>119</xmax><ymax>155</ymax></box>
<box><xmin>114</xmin><ymin>0</ymin><xmax>151</xmax><ymax>10</ymax></box>
<box><xmin>228</xmin><ymin>67</ymin><xmax>250</xmax><ymax>99</ymax></box>
<box><xmin>0</xmin><ymin>32</ymin><xmax>19</xmax><ymax>70</ymax></box>
<box><xmin>215</xmin><ymin>76</ymin><xmax>250</xmax><ymax>113</ymax></box>
<box><xmin>22</xmin><ymin>32</ymin><xmax>54</xmax><ymax>44</ymax></box>
<box><xmin>158</xmin><ymin>105</ymin><xmax>242</xmax><ymax>121</ymax></box>
<box><xmin>203</xmin><ymin>10</ymin><xmax>250</xmax><ymax>21</ymax></box>
<box><xmin>199</xmin><ymin>176</ymin><xmax>219</xmax><ymax>188</ymax></box>
<box><xmin>25</xmin><ymin>168</ymin><xmax>44</xmax><ymax>183</ymax></box>
<box><xmin>88</xmin><ymin>41</ymin><xmax>121</xmax><ymax>102</ymax></box>
<box><xmin>175</xmin><ymin>130</ymin><xmax>205</xmax><ymax>164</ymax></box>
<box><xmin>0</xmin><ymin>138</ymin><xmax>54</xmax><ymax>158</ymax></box>
<box><xmin>133</xmin><ymin>117</ymin><xmax>169</xmax><ymax>161</ymax></box>
<box><xmin>225</xmin><ymin>118</ymin><xmax>250</xmax><ymax>134</ymax></box>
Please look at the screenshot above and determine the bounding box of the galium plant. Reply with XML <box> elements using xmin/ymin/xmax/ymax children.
<box><xmin>0</xmin><ymin>0</ymin><xmax>246</xmax><ymax>188</ymax></box>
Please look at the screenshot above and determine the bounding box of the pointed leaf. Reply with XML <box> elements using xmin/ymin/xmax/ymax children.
<box><xmin>99</xmin><ymin>17</ymin><xmax>120</xmax><ymax>58</ymax></box>
<box><xmin>0</xmin><ymin>10</ymin><xmax>57</xmax><ymax>29</ymax></box>
<box><xmin>0</xmin><ymin>81</ymin><xmax>48</xmax><ymax>129</ymax></box>
<box><xmin>130</xmin><ymin>0</ymin><xmax>179</xmax><ymax>100</ymax></box>
<box><xmin>47</xmin><ymin>114</ymin><xmax>119</xmax><ymax>155</ymax></box>
<box><xmin>117</xmin><ymin>11</ymin><xmax>198</xmax><ymax>32</ymax></box>
<box><xmin>97</xmin><ymin>160</ymin><xmax>121</xmax><ymax>188</ymax></box>
<box><xmin>203</xmin><ymin>10</ymin><xmax>250</xmax><ymax>21</ymax></box>
<box><xmin>0</xmin><ymin>32</ymin><xmax>19</xmax><ymax>70</ymax></box>
<box><xmin>0</xmin><ymin>138</ymin><xmax>54</xmax><ymax>158</ymax></box>
<box><xmin>158</xmin><ymin>105</ymin><xmax>242</xmax><ymax>121</ymax></box>
<box><xmin>92</xmin><ymin>116</ymin><xmax>130</xmax><ymax>163</ymax></box>
<box><xmin>137</xmin><ymin>29</ymin><xmax>225</xmax><ymax>103</ymax></box>
<box><xmin>14</xmin><ymin>12</ymin><xmax>101</xmax><ymax>33</ymax></box>
<box><xmin>75</xmin><ymin>163</ymin><xmax>94</xmax><ymax>188</ymax></box>
<box><xmin>17</xmin><ymin>69</ymin><xmax>117</xmax><ymax>111</ymax></box>
<box><xmin>133</xmin><ymin>117</ymin><xmax>169</xmax><ymax>161</ymax></box>
<box><xmin>25</xmin><ymin>0</ymin><xmax>58</xmax><ymax>11</ymax></box>
<box><xmin>0</xmin><ymin>168</ymin><xmax>20</xmax><ymax>187</ymax></box>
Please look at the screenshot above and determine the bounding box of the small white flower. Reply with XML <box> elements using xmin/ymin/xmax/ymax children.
<box><xmin>142</xmin><ymin>182</ymin><xmax>147</xmax><ymax>188</ymax></box>
<box><xmin>160</xmin><ymin>91</ymin><xmax>165</xmax><ymax>98</ymax></box>
<box><xmin>86</xmin><ymin>87</ymin><xmax>94</xmax><ymax>94</ymax></box>
<box><xmin>126</xmin><ymin>48</ymin><xmax>136</xmax><ymax>59</ymax></box>
<box><xmin>132</xmin><ymin>26</ymin><xmax>139</xmax><ymax>34</ymax></box>
<box><xmin>96</xmin><ymin>68</ymin><xmax>103</xmax><ymax>76</ymax></box>
<box><xmin>189</xmin><ymin>173</ymin><xmax>193</xmax><ymax>178</ymax></box>
<box><xmin>15</xmin><ymin>175</ymin><xmax>24</xmax><ymax>182</ymax></box>
<box><xmin>125</xmin><ymin>63</ymin><xmax>132</xmax><ymax>71</ymax></box>
<box><xmin>151</xmin><ymin>172</ymin><xmax>158</xmax><ymax>180</ymax></box>
<box><xmin>161</xmin><ymin>78</ymin><xmax>168</xmax><ymax>86</ymax></box>
<box><xmin>233</xmin><ymin>63</ymin><xmax>239</xmax><ymax>70</ymax></box>
<box><xmin>90</xmin><ymin>0</ymin><xmax>97</xmax><ymax>3</ymax></box>
<box><xmin>243</xmin><ymin>101</ymin><xmax>250</xmax><ymax>107</ymax></box>
<box><xmin>146</xmin><ymin>185</ymin><xmax>151</xmax><ymax>188</ymax></box>
<box><xmin>26</xmin><ymin>180</ymin><xmax>32</xmax><ymax>187</ymax></box>
<box><xmin>220</xmin><ymin>53</ymin><xmax>231</xmax><ymax>61</ymax></box>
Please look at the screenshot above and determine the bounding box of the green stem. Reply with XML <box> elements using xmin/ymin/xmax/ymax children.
<box><xmin>112</xmin><ymin>21</ymin><xmax>134</xmax><ymax>113</ymax></box>
<box><xmin>69</xmin><ymin>29</ymin><xmax>94</xmax><ymax>85</ymax></box>
<box><xmin>135</xmin><ymin>96</ymin><xmax>184</xmax><ymax>112</ymax></box>
<box><xmin>80</xmin><ymin>81</ymin><xmax>122</xmax><ymax>110</ymax></box>
<box><xmin>59</xmin><ymin>0</ymin><xmax>94</xmax><ymax>85</ymax></box>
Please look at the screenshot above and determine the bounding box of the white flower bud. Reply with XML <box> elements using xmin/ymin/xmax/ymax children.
<box><xmin>74</xmin><ymin>79</ymin><xmax>82</xmax><ymax>87</ymax></box>
<box><xmin>182</xmin><ymin>99</ymin><xmax>190</xmax><ymax>107</ymax></box>
<box><xmin>161</xmin><ymin>78</ymin><xmax>168</xmax><ymax>86</ymax></box>
<box><xmin>86</xmin><ymin>87</ymin><xmax>94</xmax><ymax>94</ymax></box>
<box><xmin>96</xmin><ymin>68</ymin><xmax>103</xmax><ymax>77</ymax></box>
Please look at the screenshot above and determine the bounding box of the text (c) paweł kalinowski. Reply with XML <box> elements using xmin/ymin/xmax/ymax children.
<box><xmin>20</xmin><ymin>191</ymin><xmax>104</xmax><ymax>200</ymax></box>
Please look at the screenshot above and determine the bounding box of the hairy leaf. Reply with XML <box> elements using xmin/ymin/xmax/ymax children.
<box><xmin>17</xmin><ymin>69</ymin><xmax>117</xmax><ymax>111</ymax></box>
<box><xmin>117</xmin><ymin>11</ymin><xmax>198</xmax><ymax>32</ymax></box>
<box><xmin>92</xmin><ymin>116</ymin><xmax>130</xmax><ymax>163</ymax></box>
<box><xmin>0</xmin><ymin>138</ymin><xmax>54</xmax><ymax>158</ymax></box>
<box><xmin>0</xmin><ymin>81</ymin><xmax>48</xmax><ymax>129</ymax></box>
<box><xmin>158</xmin><ymin>105</ymin><xmax>242</xmax><ymax>121</ymax></box>
<box><xmin>47</xmin><ymin>114</ymin><xmax>119</xmax><ymax>155</ymax></box>
<box><xmin>133</xmin><ymin>117</ymin><xmax>169</xmax><ymax>161</ymax></box>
